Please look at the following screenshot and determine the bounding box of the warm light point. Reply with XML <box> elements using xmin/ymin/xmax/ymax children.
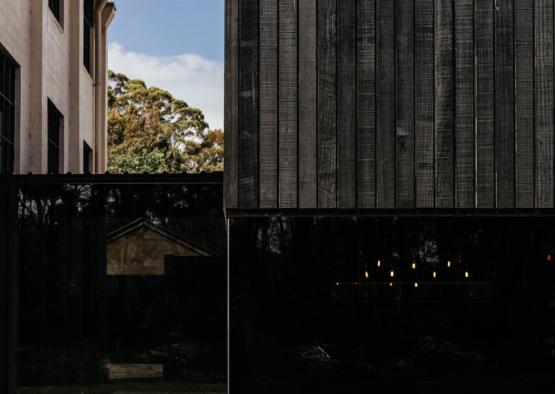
<box><xmin>411</xmin><ymin>262</ymin><xmax>417</xmax><ymax>270</ymax></box>
<box><xmin>465</xmin><ymin>271</ymin><xmax>470</xmax><ymax>278</ymax></box>
<box><xmin>365</xmin><ymin>271</ymin><xmax>369</xmax><ymax>279</ymax></box>
<box><xmin>414</xmin><ymin>282</ymin><xmax>419</xmax><ymax>288</ymax></box>
<box><xmin>447</xmin><ymin>260</ymin><xmax>452</xmax><ymax>268</ymax></box>
<box><xmin>377</xmin><ymin>260</ymin><xmax>382</xmax><ymax>267</ymax></box>
<box><xmin>390</xmin><ymin>270</ymin><xmax>395</xmax><ymax>278</ymax></box>
<box><xmin>433</xmin><ymin>271</ymin><xmax>437</xmax><ymax>279</ymax></box>
<box><xmin>389</xmin><ymin>282</ymin><xmax>393</xmax><ymax>287</ymax></box>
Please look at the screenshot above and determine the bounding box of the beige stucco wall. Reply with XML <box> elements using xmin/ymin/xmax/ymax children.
<box><xmin>0</xmin><ymin>0</ymin><xmax>114</xmax><ymax>174</ymax></box>
<box><xmin>0</xmin><ymin>0</ymin><xmax>31</xmax><ymax>173</ymax></box>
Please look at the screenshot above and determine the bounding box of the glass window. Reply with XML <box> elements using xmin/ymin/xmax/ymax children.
<box><xmin>48</xmin><ymin>0</ymin><xmax>63</xmax><ymax>25</ymax></box>
<box><xmin>47</xmin><ymin>100</ymin><xmax>62</xmax><ymax>174</ymax></box>
<box><xmin>83</xmin><ymin>141</ymin><xmax>93</xmax><ymax>174</ymax></box>
<box><xmin>0</xmin><ymin>49</ymin><xmax>16</xmax><ymax>174</ymax></box>
<box><xmin>83</xmin><ymin>0</ymin><xmax>94</xmax><ymax>74</ymax></box>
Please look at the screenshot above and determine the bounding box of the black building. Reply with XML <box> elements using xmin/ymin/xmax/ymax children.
<box><xmin>225</xmin><ymin>1</ymin><xmax>555</xmax><ymax>393</ymax></box>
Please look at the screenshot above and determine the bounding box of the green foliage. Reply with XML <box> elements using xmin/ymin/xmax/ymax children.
<box><xmin>107</xmin><ymin>71</ymin><xmax>224</xmax><ymax>174</ymax></box>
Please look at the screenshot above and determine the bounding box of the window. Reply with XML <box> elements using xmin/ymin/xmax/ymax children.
<box><xmin>83</xmin><ymin>142</ymin><xmax>92</xmax><ymax>173</ymax></box>
<box><xmin>47</xmin><ymin>100</ymin><xmax>63</xmax><ymax>174</ymax></box>
<box><xmin>48</xmin><ymin>0</ymin><xmax>63</xmax><ymax>25</ymax></box>
<box><xmin>83</xmin><ymin>0</ymin><xmax>94</xmax><ymax>74</ymax></box>
<box><xmin>0</xmin><ymin>49</ymin><xmax>16</xmax><ymax>174</ymax></box>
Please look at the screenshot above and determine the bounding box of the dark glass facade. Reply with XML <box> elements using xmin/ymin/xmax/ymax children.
<box><xmin>230</xmin><ymin>215</ymin><xmax>555</xmax><ymax>393</ymax></box>
<box><xmin>2</xmin><ymin>177</ymin><xmax>226</xmax><ymax>392</ymax></box>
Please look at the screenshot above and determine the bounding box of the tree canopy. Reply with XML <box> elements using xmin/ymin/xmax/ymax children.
<box><xmin>108</xmin><ymin>71</ymin><xmax>224</xmax><ymax>174</ymax></box>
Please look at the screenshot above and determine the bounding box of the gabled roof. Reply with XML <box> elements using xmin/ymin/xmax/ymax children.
<box><xmin>107</xmin><ymin>218</ymin><xmax>212</xmax><ymax>257</ymax></box>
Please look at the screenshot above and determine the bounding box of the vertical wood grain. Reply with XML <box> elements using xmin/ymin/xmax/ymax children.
<box><xmin>475</xmin><ymin>0</ymin><xmax>495</xmax><ymax>208</ymax></box>
<box><xmin>337</xmin><ymin>0</ymin><xmax>357</xmax><ymax>208</ymax></box>
<box><xmin>279</xmin><ymin>0</ymin><xmax>298</xmax><ymax>208</ymax></box>
<box><xmin>318</xmin><ymin>0</ymin><xmax>338</xmax><ymax>208</ymax></box>
<box><xmin>224</xmin><ymin>0</ymin><xmax>239</xmax><ymax>209</ymax></box>
<box><xmin>259</xmin><ymin>0</ymin><xmax>278</xmax><ymax>208</ymax></box>
<box><xmin>299</xmin><ymin>0</ymin><xmax>318</xmax><ymax>208</ymax></box>
<box><xmin>535</xmin><ymin>0</ymin><xmax>554</xmax><ymax>208</ymax></box>
<box><xmin>495</xmin><ymin>0</ymin><xmax>515</xmax><ymax>208</ymax></box>
<box><xmin>455</xmin><ymin>0</ymin><xmax>475</xmax><ymax>208</ymax></box>
<box><xmin>357</xmin><ymin>0</ymin><xmax>377</xmax><ymax>208</ymax></box>
<box><xmin>515</xmin><ymin>0</ymin><xmax>534</xmax><ymax>208</ymax></box>
<box><xmin>239</xmin><ymin>0</ymin><xmax>259</xmax><ymax>208</ymax></box>
<box><xmin>395</xmin><ymin>0</ymin><xmax>415</xmax><ymax>208</ymax></box>
<box><xmin>435</xmin><ymin>0</ymin><xmax>455</xmax><ymax>208</ymax></box>
<box><xmin>415</xmin><ymin>0</ymin><xmax>435</xmax><ymax>208</ymax></box>
<box><xmin>376</xmin><ymin>0</ymin><xmax>396</xmax><ymax>208</ymax></box>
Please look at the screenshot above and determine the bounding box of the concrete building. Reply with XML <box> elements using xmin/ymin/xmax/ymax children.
<box><xmin>0</xmin><ymin>0</ymin><xmax>115</xmax><ymax>174</ymax></box>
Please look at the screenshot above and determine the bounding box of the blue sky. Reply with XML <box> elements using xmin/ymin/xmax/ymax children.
<box><xmin>109</xmin><ymin>0</ymin><xmax>225</xmax><ymax>129</ymax></box>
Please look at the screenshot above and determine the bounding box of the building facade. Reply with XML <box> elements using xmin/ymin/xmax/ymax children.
<box><xmin>0</xmin><ymin>0</ymin><xmax>115</xmax><ymax>175</ymax></box>
<box><xmin>226</xmin><ymin>1</ymin><xmax>555</xmax><ymax>393</ymax></box>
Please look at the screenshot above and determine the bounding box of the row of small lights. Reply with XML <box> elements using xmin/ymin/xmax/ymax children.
<box><xmin>357</xmin><ymin>259</ymin><xmax>471</xmax><ymax>289</ymax></box>
<box><xmin>337</xmin><ymin>255</ymin><xmax>554</xmax><ymax>289</ymax></box>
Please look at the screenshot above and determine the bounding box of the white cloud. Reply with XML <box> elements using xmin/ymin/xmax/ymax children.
<box><xmin>108</xmin><ymin>43</ymin><xmax>224</xmax><ymax>130</ymax></box>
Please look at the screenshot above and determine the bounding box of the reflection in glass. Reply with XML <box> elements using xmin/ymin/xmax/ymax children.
<box><xmin>230</xmin><ymin>216</ymin><xmax>555</xmax><ymax>393</ymax></box>
<box><xmin>16</xmin><ymin>182</ymin><xmax>226</xmax><ymax>393</ymax></box>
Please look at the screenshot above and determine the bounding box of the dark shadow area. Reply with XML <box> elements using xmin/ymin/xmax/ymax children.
<box><xmin>230</xmin><ymin>216</ymin><xmax>555</xmax><ymax>393</ymax></box>
<box><xmin>3</xmin><ymin>175</ymin><xmax>226</xmax><ymax>393</ymax></box>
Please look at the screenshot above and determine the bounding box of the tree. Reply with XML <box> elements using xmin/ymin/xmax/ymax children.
<box><xmin>107</xmin><ymin>71</ymin><xmax>224</xmax><ymax>174</ymax></box>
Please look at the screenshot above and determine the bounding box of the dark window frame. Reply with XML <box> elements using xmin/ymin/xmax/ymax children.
<box><xmin>47</xmin><ymin>100</ymin><xmax>63</xmax><ymax>174</ymax></box>
<box><xmin>0</xmin><ymin>48</ymin><xmax>17</xmax><ymax>175</ymax></box>
<box><xmin>83</xmin><ymin>0</ymin><xmax>94</xmax><ymax>74</ymax></box>
<box><xmin>48</xmin><ymin>0</ymin><xmax>63</xmax><ymax>26</ymax></box>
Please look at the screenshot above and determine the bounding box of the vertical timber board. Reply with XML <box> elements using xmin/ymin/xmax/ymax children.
<box><xmin>535</xmin><ymin>0</ymin><xmax>554</xmax><ymax>208</ymax></box>
<box><xmin>495</xmin><ymin>0</ymin><xmax>515</xmax><ymax>208</ymax></box>
<box><xmin>357</xmin><ymin>0</ymin><xmax>377</xmax><ymax>208</ymax></box>
<box><xmin>279</xmin><ymin>0</ymin><xmax>299</xmax><ymax>208</ymax></box>
<box><xmin>337</xmin><ymin>0</ymin><xmax>357</xmax><ymax>208</ymax></box>
<box><xmin>415</xmin><ymin>0</ymin><xmax>435</xmax><ymax>208</ymax></box>
<box><xmin>318</xmin><ymin>0</ymin><xmax>338</xmax><ymax>208</ymax></box>
<box><xmin>514</xmin><ymin>0</ymin><xmax>534</xmax><ymax>208</ymax></box>
<box><xmin>259</xmin><ymin>0</ymin><xmax>279</xmax><ymax>208</ymax></box>
<box><xmin>376</xmin><ymin>0</ymin><xmax>396</xmax><ymax>208</ymax></box>
<box><xmin>395</xmin><ymin>0</ymin><xmax>415</xmax><ymax>208</ymax></box>
<box><xmin>225</xmin><ymin>0</ymin><xmax>239</xmax><ymax>209</ymax></box>
<box><xmin>475</xmin><ymin>0</ymin><xmax>495</xmax><ymax>208</ymax></box>
<box><xmin>435</xmin><ymin>0</ymin><xmax>455</xmax><ymax>208</ymax></box>
<box><xmin>239</xmin><ymin>0</ymin><xmax>259</xmax><ymax>209</ymax></box>
<box><xmin>299</xmin><ymin>0</ymin><xmax>318</xmax><ymax>208</ymax></box>
<box><xmin>455</xmin><ymin>0</ymin><xmax>475</xmax><ymax>208</ymax></box>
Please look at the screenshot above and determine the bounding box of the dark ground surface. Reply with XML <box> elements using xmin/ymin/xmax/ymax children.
<box><xmin>17</xmin><ymin>381</ymin><xmax>226</xmax><ymax>394</ymax></box>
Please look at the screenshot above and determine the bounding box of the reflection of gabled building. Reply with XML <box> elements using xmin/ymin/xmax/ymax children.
<box><xmin>106</xmin><ymin>219</ymin><xmax>212</xmax><ymax>276</ymax></box>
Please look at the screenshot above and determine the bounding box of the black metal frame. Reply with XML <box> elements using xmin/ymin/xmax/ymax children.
<box><xmin>0</xmin><ymin>48</ymin><xmax>16</xmax><ymax>175</ymax></box>
<box><xmin>0</xmin><ymin>172</ymin><xmax>223</xmax><ymax>185</ymax></box>
<box><xmin>0</xmin><ymin>184</ymin><xmax>18</xmax><ymax>394</ymax></box>
<box><xmin>226</xmin><ymin>208</ymin><xmax>555</xmax><ymax>218</ymax></box>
